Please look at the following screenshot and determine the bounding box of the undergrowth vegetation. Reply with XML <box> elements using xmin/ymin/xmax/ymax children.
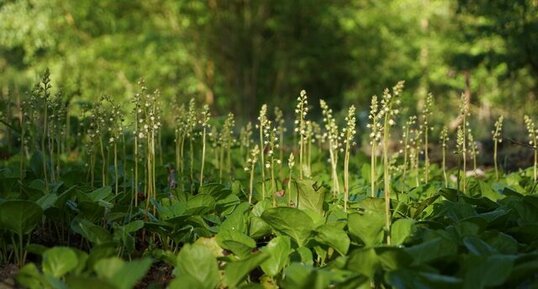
<box><xmin>1</xmin><ymin>71</ymin><xmax>538</xmax><ymax>289</ymax></box>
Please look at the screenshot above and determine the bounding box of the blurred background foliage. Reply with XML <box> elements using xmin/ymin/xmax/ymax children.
<box><xmin>0</xmin><ymin>0</ymin><xmax>537</xmax><ymax>122</ymax></box>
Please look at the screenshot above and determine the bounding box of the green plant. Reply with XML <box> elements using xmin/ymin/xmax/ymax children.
<box><xmin>35</xmin><ymin>70</ymin><xmax>52</xmax><ymax>189</ymax></box>
<box><xmin>409</xmin><ymin>121</ymin><xmax>422</xmax><ymax>187</ymax></box>
<box><xmin>174</xmin><ymin>103</ymin><xmax>187</xmax><ymax>176</ymax></box>
<box><xmin>304</xmin><ymin>120</ymin><xmax>314</xmax><ymax>176</ymax></box>
<box><xmin>245</xmin><ymin>145</ymin><xmax>260</xmax><ymax>204</ymax></box>
<box><xmin>0</xmin><ymin>200</ymin><xmax>43</xmax><ymax>267</ymax></box>
<box><xmin>401</xmin><ymin>115</ymin><xmax>418</xmax><ymax>184</ymax></box>
<box><xmin>420</xmin><ymin>93</ymin><xmax>433</xmax><ymax>182</ymax></box>
<box><xmin>294</xmin><ymin>90</ymin><xmax>309</xmax><ymax>180</ymax></box>
<box><xmin>377</xmin><ymin>81</ymin><xmax>404</xmax><ymax>244</ymax></box>
<box><xmin>468</xmin><ymin>129</ymin><xmax>479</xmax><ymax>173</ymax></box>
<box><xmin>439</xmin><ymin>127</ymin><xmax>449</xmax><ymax>187</ymax></box>
<box><xmin>524</xmin><ymin>115</ymin><xmax>537</xmax><ymax>182</ymax></box>
<box><xmin>367</xmin><ymin>95</ymin><xmax>381</xmax><ymax>197</ymax></box>
<box><xmin>274</xmin><ymin>107</ymin><xmax>286</xmax><ymax>166</ymax></box>
<box><xmin>239</xmin><ymin>121</ymin><xmax>253</xmax><ymax>161</ymax></box>
<box><xmin>83</xmin><ymin>97</ymin><xmax>109</xmax><ymax>188</ymax></box>
<box><xmin>134</xmin><ymin>83</ymin><xmax>161</xmax><ymax>213</ymax></box>
<box><xmin>199</xmin><ymin>104</ymin><xmax>211</xmax><ymax>185</ymax></box>
<box><xmin>264</xmin><ymin>122</ymin><xmax>280</xmax><ymax>206</ymax></box>
<box><xmin>287</xmin><ymin>153</ymin><xmax>295</xmax><ymax>207</ymax></box>
<box><xmin>492</xmin><ymin>115</ymin><xmax>504</xmax><ymax>180</ymax></box>
<box><xmin>320</xmin><ymin>99</ymin><xmax>341</xmax><ymax>199</ymax></box>
<box><xmin>456</xmin><ymin>93</ymin><xmax>470</xmax><ymax>193</ymax></box>
<box><xmin>102</xmin><ymin>96</ymin><xmax>124</xmax><ymax>195</ymax></box>
<box><xmin>219</xmin><ymin>113</ymin><xmax>235</xmax><ymax>182</ymax></box>
<box><xmin>257</xmin><ymin>104</ymin><xmax>269</xmax><ymax>198</ymax></box>
<box><xmin>342</xmin><ymin>105</ymin><xmax>356</xmax><ymax>212</ymax></box>
<box><xmin>185</xmin><ymin>99</ymin><xmax>198</xmax><ymax>184</ymax></box>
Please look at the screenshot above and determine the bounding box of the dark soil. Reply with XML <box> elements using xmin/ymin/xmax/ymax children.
<box><xmin>0</xmin><ymin>264</ymin><xmax>18</xmax><ymax>289</ymax></box>
<box><xmin>135</xmin><ymin>262</ymin><xmax>173</xmax><ymax>289</ymax></box>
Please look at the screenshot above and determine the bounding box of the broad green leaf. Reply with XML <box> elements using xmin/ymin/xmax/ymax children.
<box><xmin>71</xmin><ymin>218</ymin><xmax>112</xmax><ymax>244</ymax></box>
<box><xmin>248</xmin><ymin>216</ymin><xmax>271</xmax><ymax>239</ymax></box>
<box><xmin>314</xmin><ymin>224</ymin><xmax>350</xmax><ymax>255</ymax></box>
<box><xmin>361</xmin><ymin>163</ymin><xmax>371</xmax><ymax>182</ymax></box>
<box><xmin>220</xmin><ymin>202</ymin><xmax>250</xmax><ymax>234</ymax></box>
<box><xmin>174</xmin><ymin>243</ymin><xmax>219</xmax><ymax>289</ymax></box>
<box><xmin>86</xmin><ymin>243</ymin><xmax>117</xmax><ymax>269</ymax></box>
<box><xmin>37</xmin><ymin>193</ymin><xmax>58</xmax><ymax>210</ymax></box>
<box><xmin>123</xmin><ymin>220</ymin><xmax>144</xmax><ymax>233</ymax></box>
<box><xmin>261</xmin><ymin>207</ymin><xmax>314</xmax><ymax>247</ymax></box>
<box><xmin>156</xmin><ymin>198</ymin><xmax>187</xmax><ymax>220</ymax></box>
<box><xmin>463</xmin><ymin>236</ymin><xmax>497</xmax><ymax>256</ymax></box>
<box><xmin>224</xmin><ymin>252</ymin><xmax>269</xmax><ymax>288</ymax></box>
<box><xmin>405</xmin><ymin>237</ymin><xmax>457</xmax><ymax>265</ymax></box>
<box><xmin>260</xmin><ymin>236</ymin><xmax>292</xmax><ymax>277</ymax></box>
<box><xmin>390</xmin><ymin>219</ymin><xmax>416</xmax><ymax>245</ymax></box>
<box><xmin>92</xmin><ymin>256</ymin><xmax>149</xmax><ymax>289</ymax></box>
<box><xmin>168</xmin><ymin>275</ymin><xmax>206</xmax><ymax>289</ymax></box>
<box><xmin>108</xmin><ymin>258</ymin><xmax>152</xmax><ymax>289</ymax></box>
<box><xmin>186</xmin><ymin>194</ymin><xmax>216</xmax><ymax>215</ymax></box>
<box><xmin>412</xmin><ymin>195</ymin><xmax>441</xmax><ymax>219</ymax></box>
<box><xmin>43</xmin><ymin>247</ymin><xmax>78</xmax><ymax>278</ymax></box>
<box><xmin>348</xmin><ymin>209</ymin><xmax>384</xmax><ymax>246</ymax></box>
<box><xmin>251</xmin><ymin>199</ymin><xmax>272</xmax><ymax>217</ymax></box>
<box><xmin>0</xmin><ymin>200</ymin><xmax>43</xmax><ymax>236</ymax></box>
<box><xmin>387</xmin><ymin>269</ymin><xmax>462</xmax><ymax>289</ymax></box>
<box><xmin>374</xmin><ymin>246</ymin><xmax>413</xmax><ymax>271</ymax></box>
<box><xmin>281</xmin><ymin>263</ymin><xmax>330</xmax><ymax>289</ymax></box>
<box><xmin>482</xmin><ymin>232</ymin><xmax>518</xmax><ymax>254</ymax></box>
<box><xmin>293</xmin><ymin>247</ymin><xmax>314</xmax><ymax>266</ymax></box>
<box><xmin>295</xmin><ymin>179</ymin><xmax>327</xmax><ymax>215</ymax></box>
<box><xmin>194</xmin><ymin>237</ymin><xmax>224</xmax><ymax>257</ymax></box>
<box><xmin>215</xmin><ymin>194</ymin><xmax>241</xmax><ymax>211</ymax></box>
<box><xmin>86</xmin><ymin>186</ymin><xmax>113</xmax><ymax>202</ymax></box>
<box><xmin>66</xmin><ymin>277</ymin><xmax>116</xmax><ymax>289</ymax></box>
<box><xmin>72</xmin><ymin>249</ymin><xmax>88</xmax><ymax>275</ymax></box>
<box><xmin>94</xmin><ymin>257</ymin><xmax>124</xmax><ymax>280</ymax></box>
<box><xmin>345</xmin><ymin>248</ymin><xmax>379</xmax><ymax>278</ymax></box>
<box><xmin>16</xmin><ymin>263</ymin><xmax>47</xmax><ymax>288</ymax></box>
<box><xmin>509</xmin><ymin>257</ymin><xmax>538</xmax><ymax>282</ymax></box>
<box><xmin>462</xmin><ymin>255</ymin><xmax>515</xmax><ymax>289</ymax></box>
<box><xmin>217</xmin><ymin>230</ymin><xmax>256</xmax><ymax>258</ymax></box>
<box><xmin>479</xmin><ymin>181</ymin><xmax>503</xmax><ymax>201</ymax></box>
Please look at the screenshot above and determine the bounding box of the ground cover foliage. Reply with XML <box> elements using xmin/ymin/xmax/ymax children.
<box><xmin>0</xmin><ymin>72</ymin><xmax>538</xmax><ymax>288</ymax></box>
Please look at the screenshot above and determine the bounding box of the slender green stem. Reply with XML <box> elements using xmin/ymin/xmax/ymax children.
<box><xmin>176</xmin><ymin>130</ymin><xmax>180</xmax><ymax>175</ymax></box>
<box><xmin>371</xmin><ymin>142</ymin><xmax>376</xmax><ymax>198</ymax></box>
<box><xmin>271</xmin><ymin>157</ymin><xmax>276</xmax><ymax>207</ymax></box>
<box><xmin>259</xmin><ymin>125</ymin><xmax>266</xmax><ymax>198</ymax></box>
<box><xmin>219</xmin><ymin>146</ymin><xmax>224</xmax><ymax>182</ymax></box>
<box><xmin>190</xmin><ymin>139</ymin><xmax>194</xmax><ymax>184</ymax></box>
<box><xmin>442</xmin><ymin>144</ymin><xmax>448</xmax><ymax>187</ymax></box>
<box><xmin>383</xmin><ymin>114</ymin><xmax>391</xmax><ymax>245</ymax></box>
<box><xmin>288</xmin><ymin>172</ymin><xmax>292</xmax><ymax>207</ymax></box>
<box><xmin>344</xmin><ymin>142</ymin><xmax>350</xmax><ymax>212</ymax></box>
<box><xmin>249</xmin><ymin>164</ymin><xmax>255</xmax><ymax>204</ymax></box>
<box><xmin>200</xmin><ymin>127</ymin><xmax>207</xmax><ymax>185</ymax></box>
<box><xmin>122</xmin><ymin>133</ymin><xmax>127</xmax><ymax>194</ymax></box>
<box><xmin>134</xmin><ymin>134</ymin><xmax>139</xmax><ymax>207</ymax></box>
<box><xmin>329</xmin><ymin>146</ymin><xmax>339</xmax><ymax>198</ymax></box>
<box><xmin>100</xmin><ymin>136</ymin><xmax>107</xmax><ymax>186</ymax></box>
<box><xmin>424</xmin><ymin>128</ymin><xmax>429</xmax><ymax>182</ymax></box>
<box><xmin>42</xmin><ymin>103</ymin><xmax>49</xmax><ymax>190</ymax></box>
<box><xmin>534</xmin><ymin>149</ymin><xmax>538</xmax><ymax>182</ymax></box>
<box><xmin>494</xmin><ymin>141</ymin><xmax>499</xmax><ymax>180</ymax></box>
<box><xmin>114</xmin><ymin>142</ymin><xmax>118</xmax><ymax>194</ymax></box>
